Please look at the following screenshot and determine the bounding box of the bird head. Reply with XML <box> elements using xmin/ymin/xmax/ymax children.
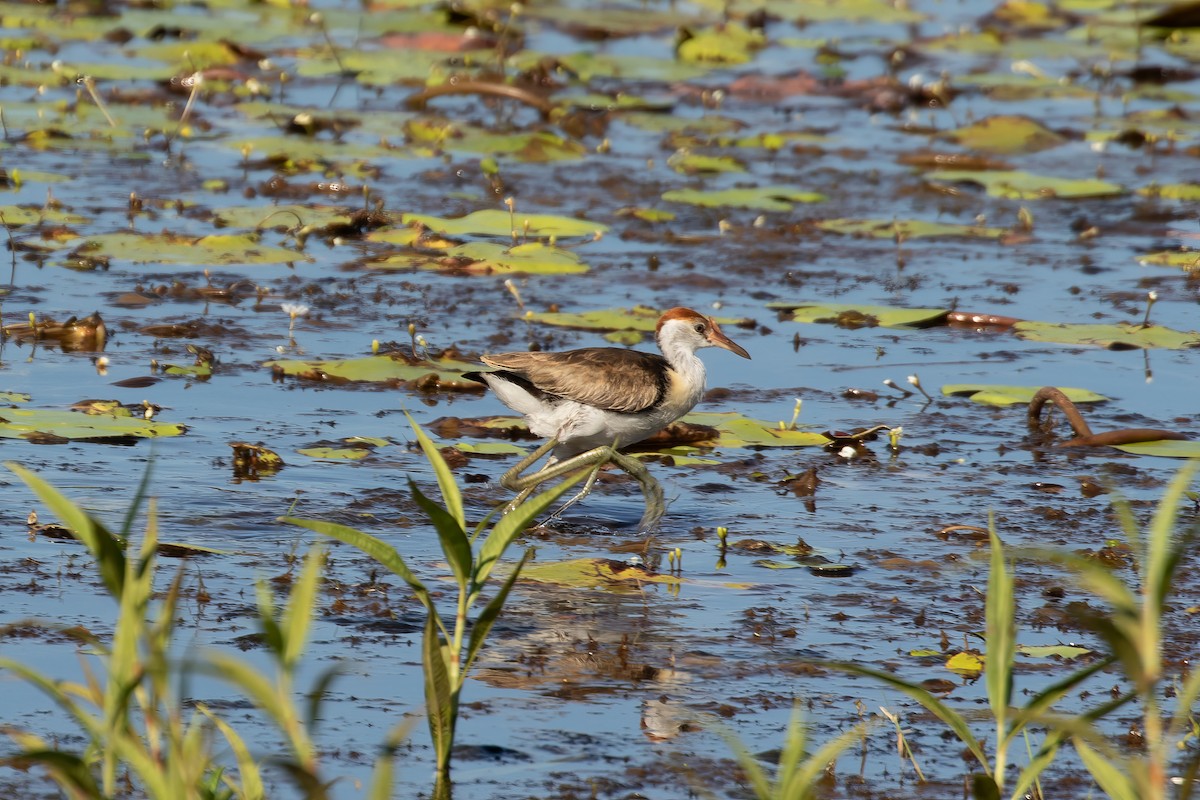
<box><xmin>656</xmin><ymin>307</ymin><xmax>751</xmax><ymax>359</ymax></box>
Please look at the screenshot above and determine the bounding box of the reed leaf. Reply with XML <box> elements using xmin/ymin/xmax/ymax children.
<box><xmin>410</xmin><ymin>478</ymin><xmax>472</xmax><ymax>590</ymax></box>
<box><xmin>464</xmin><ymin>549</ymin><xmax>530</xmax><ymax>672</ymax></box>
<box><xmin>199</xmin><ymin>704</ymin><xmax>266</xmax><ymax>800</ymax></box>
<box><xmin>281</xmin><ymin>545</ymin><xmax>326</xmax><ymax>670</ymax></box>
<box><xmin>408</xmin><ymin>412</ymin><xmax>464</xmax><ymax>528</ymax></box>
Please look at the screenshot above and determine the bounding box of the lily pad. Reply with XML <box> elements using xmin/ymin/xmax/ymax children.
<box><xmin>1016</xmin><ymin>644</ymin><xmax>1092</xmax><ymax>659</ymax></box>
<box><xmin>264</xmin><ymin>353</ymin><xmax>479</xmax><ymax>385</ymax></box>
<box><xmin>1013</xmin><ymin>321</ymin><xmax>1200</xmax><ymax>350</ymax></box>
<box><xmin>769</xmin><ymin>301</ymin><xmax>949</xmax><ymax>329</ymax></box>
<box><xmin>816</xmin><ymin>218</ymin><xmax>1008</xmax><ymax>239</ymax></box>
<box><xmin>297</xmin><ymin>437</ymin><xmax>388</xmax><ymax>460</ymax></box>
<box><xmin>677</xmin><ymin>23</ymin><xmax>765</xmax><ymax>65</ymax></box>
<box><xmin>942</xmin><ymin>385</ymin><xmax>1109</xmax><ymax>406</ymax></box>
<box><xmin>0</xmin><ymin>408</ymin><xmax>186</xmax><ymax>442</ymax></box>
<box><xmin>376</xmin><ymin>242</ymin><xmax>589</xmax><ymax>275</ymax></box>
<box><xmin>400</xmin><ymin>209</ymin><xmax>608</xmax><ymax>239</ymax></box>
<box><xmin>525</xmin><ymin>306</ymin><xmax>750</xmax><ymax>333</ymax></box>
<box><xmin>1113</xmin><ymin>440</ymin><xmax>1200</xmax><ymax>458</ymax></box>
<box><xmin>667</xmin><ymin>149</ymin><xmax>746</xmax><ymax>174</ymax></box>
<box><xmin>65</xmin><ymin>232</ymin><xmax>311</xmax><ymax>266</ymax></box>
<box><xmin>944</xmin><ymin>115</ymin><xmax>1067</xmax><ymax>153</ymax></box>
<box><xmin>520</xmin><ymin>558</ymin><xmax>682</xmax><ymax>588</ymax></box>
<box><xmin>926</xmin><ymin>169</ymin><xmax>1125</xmax><ymax>199</ymax></box>
<box><xmin>454</xmin><ymin>442</ymin><xmax>530</xmax><ymax>456</ymax></box>
<box><xmin>662</xmin><ymin>185</ymin><xmax>826</xmax><ymax>211</ymax></box>
<box><xmin>0</xmin><ymin>392</ymin><xmax>31</xmax><ymax>403</ymax></box>
<box><xmin>1137</xmin><ymin>183</ymin><xmax>1200</xmax><ymax>200</ymax></box>
<box><xmin>946</xmin><ymin>651</ymin><xmax>984</xmax><ymax>674</ymax></box>
<box><xmin>680</xmin><ymin>412</ymin><xmax>830</xmax><ymax>448</ymax></box>
<box><xmin>1138</xmin><ymin>250</ymin><xmax>1200</xmax><ymax>270</ymax></box>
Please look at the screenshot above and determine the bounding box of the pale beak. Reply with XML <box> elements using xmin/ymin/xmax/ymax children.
<box><xmin>707</xmin><ymin>319</ymin><xmax>751</xmax><ymax>359</ymax></box>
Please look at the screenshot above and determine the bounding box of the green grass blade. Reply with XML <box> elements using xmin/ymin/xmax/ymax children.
<box><xmin>198</xmin><ymin>704</ymin><xmax>266</xmax><ymax>800</ymax></box>
<box><xmin>410</xmin><ymin>478</ymin><xmax>471</xmax><ymax>590</ymax></box>
<box><xmin>474</xmin><ymin>468</ymin><xmax>587</xmax><ymax>588</ymax></box>
<box><xmin>709</xmin><ymin>720</ymin><xmax>775</xmax><ymax>799</ymax></box>
<box><xmin>7</xmin><ymin>461</ymin><xmax>127</xmax><ymax>598</ymax></box>
<box><xmin>281</xmin><ymin>545</ymin><xmax>326</xmax><ymax>670</ymax></box>
<box><xmin>408</xmin><ymin>414</ymin><xmax>464</xmax><ymax>528</ymax></box>
<box><xmin>366</xmin><ymin>720</ymin><xmax>415</xmax><ymax>800</ymax></box>
<box><xmin>985</xmin><ymin>520</ymin><xmax>1015</xmax><ymax>780</ymax></box>
<box><xmin>1074</xmin><ymin>739</ymin><xmax>1136</xmax><ymax>800</ymax></box>
<box><xmin>773</xmin><ymin>704</ymin><xmax>809</xmax><ymax>793</ymax></box>
<box><xmin>821</xmin><ymin>661</ymin><xmax>990</xmax><ymax>772</ymax></box>
<box><xmin>1007</xmin><ymin>655</ymin><xmax>1116</xmax><ymax>737</ymax></box>
<box><xmin>4</xmin><ymin>747</ymin><xmax>103</xmax><ymax>797</ymax></box>
<box><xmin>464</xmin><ymin>550</ymin><xmax>529</xmax><ymax>673</ymax></box>
<box><xmin>280</xmin><ymin>517</ymin><xmax>432</xmax><ymax>609</ymax></box>
<box><xmin>422</xmin><ymin>612</ymin><xmax>456</xmax><ymax>774</ymax></box>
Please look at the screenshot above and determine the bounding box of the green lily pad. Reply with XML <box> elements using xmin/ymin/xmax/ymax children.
<box><xmin>768</xmin><ymin>301</ymin><xmax>949</xmax><ymax>329</ymax></box>
<box><xmin>1013</xmin><ymin>321</ymin><xmax>1200</xmax><ymax>349</ymax></box>
<box><xmin>662</xmin><ymin>185</ymin><xmax>826</xmax><ymax>211</ymax></box>
<box><xmin>213</xmin><ymin>204</ymin><xmax>361</xmax><ymax>230</ymax></box>
<box><xmin>264</xmin><ymin>353</ymin><xmax>478</xmax><ymax>384</ymax></box>
<box><xmin>454</xmin><ymin>442</ymin><xmax>530</xmax><ymax>456</ymax></box>
<box><xmin>944</xmin><ymin>115</ymin><xmax>1067</xmax><ymax>153</ymax></box>
<box><xmin>816</xmin><ymin>218</ymin><xmax>1008</xmax><ymax>239</ymax></box>
<box><xmin>65</xmin><ymin>232</ymin><xmax>311</xmax><ymax>266</ymax></box>
<box><xmin>0</xmin><ymin>392</ymin><xmax>31</xmax><ymax>403</ymax></box>
<box><xmin>618</xmin><ymin>112</ymin><xmax>745</xmax><ymax>135</ymax></box>
<box><xmin>401</xmin><ymin>209</ymin><xmax>608</xmax><ymax>239</ymax></box>
<box><xmin>297</xmin><ymin>440</ymin><xmax>381</xmax><ymax>460</ymax></box>
<box><xmin>1114</xmin><ymin>440</ymin><xmax>1200</xmax><ymax>458</ymax></box>
<box><xmin>1137</xmin><ymin>183</ymin><xmax>1200</xmax><ymax>200</ymax></box>
<box><xmin>525</xmin><ymin>305</ymin><xmax>749</xmax><ymax>333</ymax></box>
<box><xmin>521</xmin><ymin>558</ymin><xmax>682</xmax><ymax>588</ymax></box>
<box><xmin>1017</xmin><ymin>644</ymin><xmax>1092</xmax><ymax>659</ymax></box>
<box><xmin>1137</xmin><ymin>250</ymin><xmax>1200</xmax><ymax>270</ymax></box>
<box><xmin>161</xmin><ymin>363</ymin><xmax>213</xmax><ymax>379</ymax></box>
<box><xmin>681</xmin><ymin>412</ymin><xmax>830</xmax><ymax>448</ymax></box>
<box><xmin>615</xmin><ymin>207</ymin><xmax>677</xmax><ymax>223</ymax></box>
<box><xmin>942</xmin><ymin>385</ymin><xmax>1109</xmax><ymax>406</ymax></box>
<box><xmin>667</xmin><ymin>149</ymin><xmax>746</xmax><ymax>174</ymax></box>
<box><xmin>377</xmin><ymin>241</ymin><xmax>589</xmax><ymax>275</ymax></box>
<box><xmin>677</xmin><ymin>23</ymin><xmax>765</xmax><ymax>65</ymax></box>
<box><xmin>509</xmin><ymin>51</ymin><xmax>711</xmax><ymax>83</ymax></box>
<box><xmin>0</xmin><ymin>408</ymin><xmax>186</xmax><ymax>442</ymax></box>
<box><xmin>0</xmin><ymin>205</ymin><xmax>88</xmax><ymax>226</ymax></box>
<box><xmin>926</xmin><ymin>169</ymin><xmax>1125</xmax><ymax>199</ymax></box>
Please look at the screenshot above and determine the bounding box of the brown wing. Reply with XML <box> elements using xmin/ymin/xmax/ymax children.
<box><xmin>480</xmin><ymin>348</ymin><xmax>668</xmax><ymax>413</ymax></box>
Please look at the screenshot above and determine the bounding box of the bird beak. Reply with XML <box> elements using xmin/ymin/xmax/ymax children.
<box><xmin>707</xmin><ymin>319</ymin><xmax>751</xmax><ymax>359</ymax></box>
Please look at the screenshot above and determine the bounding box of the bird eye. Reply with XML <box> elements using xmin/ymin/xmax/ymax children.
<box><xmin>694</xmin><ymin>322</ymin><xmax>706</xmax><ymax>334</ymax></box>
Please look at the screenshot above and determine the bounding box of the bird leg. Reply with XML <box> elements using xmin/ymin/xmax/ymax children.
<box><xmin>499</xmin><ymin>438</ymin><xmax>665</xmax><ymax>530</ymax></box>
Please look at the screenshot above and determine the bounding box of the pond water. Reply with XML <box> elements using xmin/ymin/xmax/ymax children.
<box><xmin>1</xmin><ymin>0</ymin><xmax>1199</xmax><ymax>796</ymax></box>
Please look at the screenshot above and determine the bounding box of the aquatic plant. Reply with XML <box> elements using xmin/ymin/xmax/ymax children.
<box><xmin>282</xmin><ymin>416</ymin><xmax>587</xmax><ymax>790</ymax></box>
<box><xmin>0</xmin><ymin>462</ymin><xmax>387</xmax><ymax>800</ymax></box>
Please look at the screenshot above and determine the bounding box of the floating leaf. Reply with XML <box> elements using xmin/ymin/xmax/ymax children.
<box><xmin>1014</xmin><ymin>321</ymin><xmax>1200</xmax><ymax>350</ymax></box>
<box><xmin>213</xmin><ymin>204</ymin><xmax>360</xmax><ymax>230</ymax></box>
<box><xmin>0</xmin><ymin>204</ymin><xmax>88</xmax><ymax>225</ymax></box>
<box><xmin>667</xmin><ymin>149</ymin><xmax>746</xmax><ymax>174</ymax></box>
<box><xmin>942</xmin><ymin>385</ymin><xmax>1109</xmax><ymax>406</ymax></box>
<box><xmin>1113</xmin><ymin>440</ymin><xmax>1200</xmax><ymax>458</ymax></box>
<box><xmin>1138</xmin><ymin>250</ymin><xmax>1200</xmax><ymax>270</ymax></box>
<box><xmin>265</xmin><ymin>353</ymin><xmax>479</xmax><ymax>385</ymax></box>
<box><xmin>0</xmin><ymin>409</ymin><xmax>186</xmax><ymax>442</ymax></box>
<box><xmin>520</xmin><ymin>558</ymin><xmax>682</xmax><ymax>588</ymax></box>
<box><xmin>0</xmin><ymin>392</ymin><xmax>31</xmax><ymax>403</ymax></box>
<box><xmin>817</xmin><ymin>218</ymin><xmax>1007</xmax><ymax>239</ymax></box>
<box><xmin>944</xmin><ymin>115</ymin><xmax>1067</xmax><ymax>153</ymax></box>
<box><xmin>926</xmin><ymin>169</ymin><xmax>1125</xmax><ymax>199</ymax></box>
<box><xmin>64</xmin><ymin>232</ymin><xmax>311</xmax><ymax>266</ymax></box>
<box><xmin>453</xmin><ymin>442</ymin><xmax>530</xmax><ymax>456</ymax></box>
<box><xmin>680</xmin><ymin>412</ymin><xmax>830</xmax><ymax>448</ymax></box>
<box><xmin>1016</xmin><ymin>644</ymin><xmax>1092</xmax><ymax>659</ymax></box>
<box><xmin>401</xmin><ymin>209</ymin><xmax>608</xmax><ymax>239</ymax></box>
<box><xmin>662</xmin><ymin>185</ymin><xmax>826</xmax><ymax>211</ymax></box>
<box><xmin>297</xmin><ymin>446</ymin><xmax>373</xmax><ymax>460</ymax></box>
<box><xmin>769</xmin><ymin>301</ymin><xmax>949</xmax><ymax>329</ymax></box>
<box><xmin>677</xmin><ymin>23</ymin><xmax>765</xmax><ymax>65</ymax></box>
<box><xmin>376</xmin><ymin>241</ymin><xmax>589</xmax><ymax>275</ymax></box>
<box><xmin>945</xmin><ymin>651</ymin><xmax>984</xmax><ymax>674</ymax></box>
<box><xmin>524</xmin><ymin>305</ymin><xmax>750</xmax><ymax>333</ymax></box>
<box><xmin>1137</xmin><ymin>183</ymin><xmax>1200</xmax><ymax>200</ymax></box>
<box><xmin>615</xmin><ymin>207</ymin><xmax>677</xmax><ymax>223</ymax></box>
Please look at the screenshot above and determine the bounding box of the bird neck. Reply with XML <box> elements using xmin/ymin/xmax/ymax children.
<box><xmin>657</xmin><ymin>330</ymin><xmax>707</xmax><ymax>391</ymax></box>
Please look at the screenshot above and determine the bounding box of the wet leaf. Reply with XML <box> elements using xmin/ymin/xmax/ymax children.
<box><xmin>677</xmin><ymin>23</ymin><xmax>765</xmax><ymax>65</ymax></box>
<box><xmin>454</xmin><ymin>442</ymin><xmax>530</xmax><ymax>456</ymax></box>
<box><xmin>521</xmin><ymin>558</ymin><xmax>682</xmax><ymax>588</ymax></box>
<box><xmin>769</xmin><ymin>301</ymin><xmax>949</xmax><ymax>329</ymax></box>
<box><xmin>926</xmin><ymin>169</ymin><xmax>1125</xmax><ymax>199</ymax></box>
<box><xmin>945</xmin><ymin>115</ymin><xmax>1067</xmax><ymax>153</ymax></box>
<box><xmin>945</xmin><ymin>651</ymin><xmax>984</xmax><ymax>674</ymax></box>
<box><xmin>680</xmin><ymin>412</ymin><xmax>831</xmax><ymax>448</ymax></box>
<box><xmin>265</xmin><ymin>353</ymin><xmax>479</xmax><ymax>385</ymax></box>
<box><xmin>662</xmin><ymin>185</ymin><xmax>826</xmax><ymax>211</ymax></box>
<box><xmin>0</xmin><ymin>205</ymin><xmax>89</xmax><ymax>225</ymax></box>
<box><xmin>1013</xmin><ymin>321</ymin><xmax>1200</xmax><ymax>349</ymax></box>
<box><xmin>615</xmin><ymin>207</ymin><xmax>677</xmax><ymax>223</ymax></box>
<box><xmin>1016</xmin><ymin>644</ymin><xmax>1092</xmax><ymax>659</ymax></box>
<box><xmin>667</xmin><ymin>149</ymin><xmax>746</xmax><ymax>174</ymax></box>
<box><xmin>0</xmin><ymin>408</ymin><xmax>186</xmax><ymax>441</ymax></box>
<box><xmin>296</xmin><ymin>446</ymin><xmax>373</xmax><ymax>460</ymax></box>
<box><xmin>1137</xmin><ymin>250</ymin><xmax>1200</xmax><ymax>270</ymax></box>
<box><xmin>817</xmin><ymin>218</ymin><xmax>1008</xmax><ymax>239</ymax></box>
<box><xmin>377</xmin><ymin>241</ymin><xmax>589</xmax><ymax>275</ymax></box>
<box><xmin>0</xmin><ymin>392</ymin><xmax>31</xmax><ymax>403</ymax></box>
<box><xmin>401</xmin><ymin>209</ymin><xmax>608</xmax><ymax>239</ymax></box>
<box><xmin>64</xmin><ymin>232</ymin><xmax>311</xmax><ymax>266</ymax></box>
<box><xmin>524</xmin><ymin>305</ymin><xmax>750</xmax><ymax>333</ymax></box>
<box><xmin>942</xmin><ymin>384</ymin><xmax>1109</xmax><ymax>406</ymax></box>
<box><xmin>1114</xmin><ymin>440</ymin><xmax>1200</xmax><ymax>458</ymax></box>
<box><xmin>1136</xmin><ymin>183</ymin><xmax>1200</xmax><ymax>200</ymax></box>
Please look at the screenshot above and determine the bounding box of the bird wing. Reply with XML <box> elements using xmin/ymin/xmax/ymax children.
<box><xmin>480</xmin><ymin>348</ymin><xmax>669</xmax><ymax>413</ymax></box>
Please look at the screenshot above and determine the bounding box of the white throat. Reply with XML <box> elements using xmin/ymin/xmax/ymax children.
<box><xmin>657</xmin><ymin>325</ymin><xmax>708</xmax><ymax>396</ymax></box>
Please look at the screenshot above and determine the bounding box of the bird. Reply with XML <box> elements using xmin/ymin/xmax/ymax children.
<box><xmin>465</xmin><ymin>307</ymin><xmax>751</xmax><ymax>529</ymax></box>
